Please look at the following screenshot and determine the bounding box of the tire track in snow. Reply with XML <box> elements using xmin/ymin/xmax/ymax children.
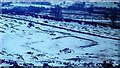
<box><xmin>34</xmin><ymin>27</ymin><xmax>98</xmax><ymax>48</ymax></box>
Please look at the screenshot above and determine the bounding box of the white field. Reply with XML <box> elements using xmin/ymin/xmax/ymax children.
<box><xmin>0</xmin><ymin>14</ymin><xmax>120</xmax><ymax>66</ymax></box>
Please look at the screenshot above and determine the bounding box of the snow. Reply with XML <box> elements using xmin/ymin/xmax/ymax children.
<box><xmin>0</xmin><ymin>14</ymin><xmax>120</xmax><ymax>66</ymax></box>
<box><xmin>94</xmin><ymin>2</ymin><xmax>119</xmax><ymax>8</ymax></box>
<box><xmin>10</xmin><ymin>3</ymin><xmax>51</xmax><ymax>8</ymax></box>
<box><xmin>4</xmin><ymin>14</ymin><xmax>119</xmax><ymax>39</ymax></box>
<box><xmin>50</xmin><ymin>1</ymin><xmax>74</xmax><ymax>8</ymax></box>
<box><xmin>50</xmin><ymin>2</ymin><xmax>119</xmax><ymax>8</ymax></box>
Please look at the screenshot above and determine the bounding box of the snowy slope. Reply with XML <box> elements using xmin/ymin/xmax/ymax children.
<box><xmin>0</xmin><ymin>14</ymin><xmax>120</xmax><ymax>66</ymax></box>
<box><xmin>2</xmin><ymin>2</ymin><xmax>119</xmax><ymax>9</ymax></box>
<box><xmin>50</xmin><ymin>2</ymin><xmax>119</xmax><ymax>8</ymax></box>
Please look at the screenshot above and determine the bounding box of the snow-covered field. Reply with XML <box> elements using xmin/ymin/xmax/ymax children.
<box><xmin>0</xmin><ymin>14</ymin><xmax>120</xmax><ymax>66</ymax></box>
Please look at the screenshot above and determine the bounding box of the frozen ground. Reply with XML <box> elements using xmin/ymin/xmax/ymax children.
<box><xmin>0</xmin><ymin>14</ymin><xmax>120</xmax><ymax>66</ymax></box>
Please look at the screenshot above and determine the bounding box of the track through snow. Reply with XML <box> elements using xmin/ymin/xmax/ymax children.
<box><xmin>0</xmin><ymin>14</ymin><xmax>120</xmax><ymax>66</ymax></box>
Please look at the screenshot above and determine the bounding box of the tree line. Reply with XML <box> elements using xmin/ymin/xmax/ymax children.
<box><xmin>2</xmin><ymin>2</ymin><xmax>120</xmax><ymax>27</ymax></box>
